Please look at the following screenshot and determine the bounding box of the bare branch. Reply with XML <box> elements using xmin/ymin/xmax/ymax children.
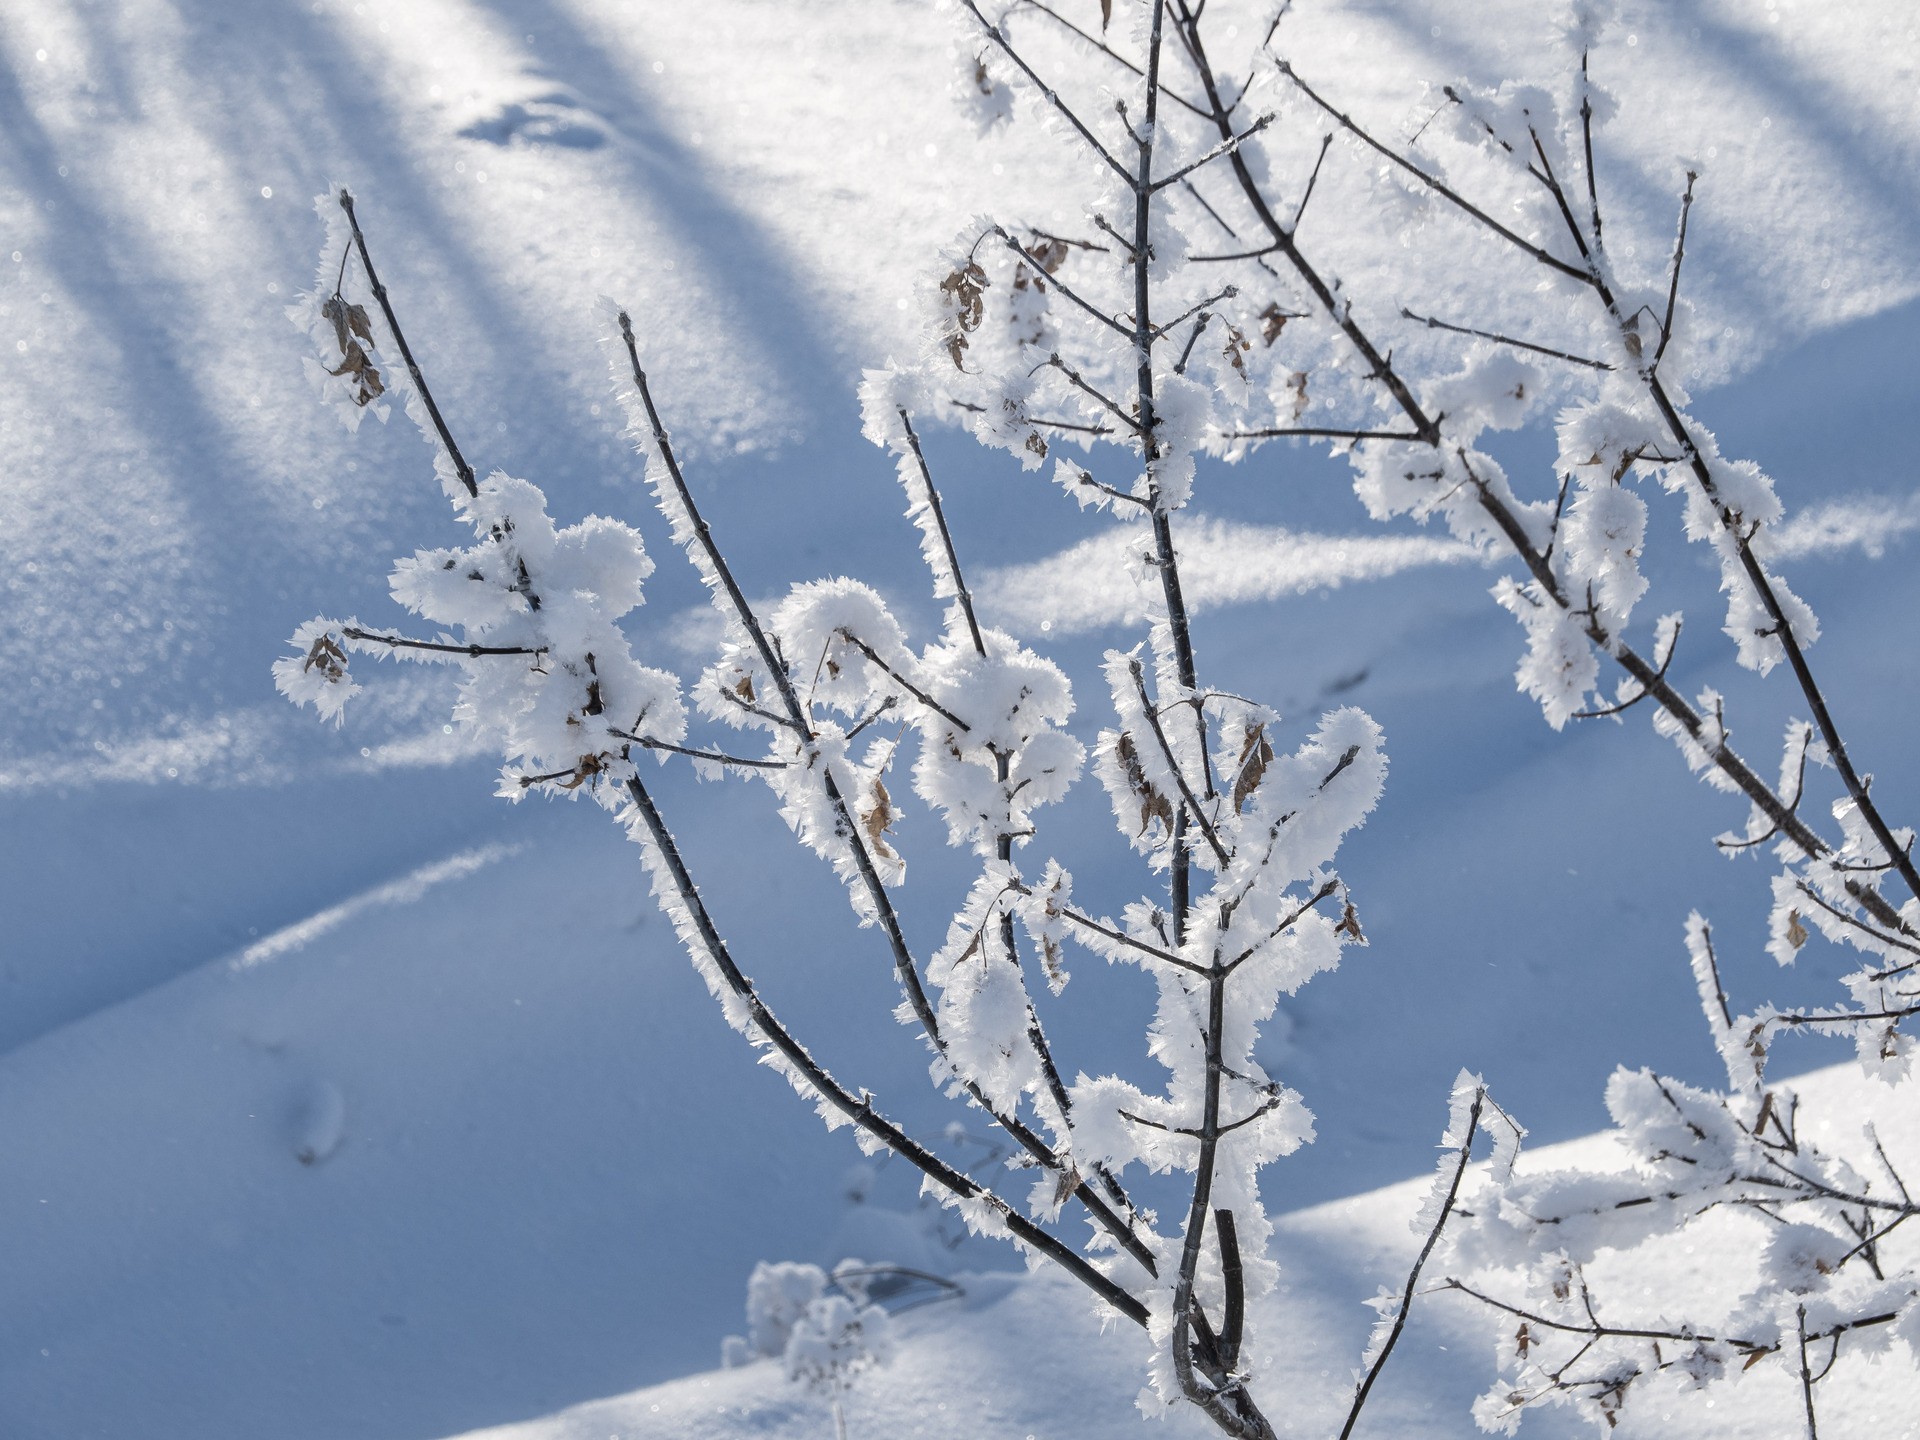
<box><xmin>1150</xmin><ymin>113</ymin><xmax>1275</xmax><ymax>193</ymax></box>
<box><xmin>962</xmin><ymin>0</ymin><xmax>1134</xmax><ymax>183</ymax></box>
<box><xmin>336</xmin><ymin>190</ymin><xmax>480</xmax><ymax>497</ymax></box>
<box><xmin>994</xmin><ymin>226</ymin><xmax>1134</xmax><ymax>340</ymax></box>
<box><xmin>340</xmin><ymin>625</ymin><xmax>545</xmax><ymax>659</ymax></box>
<box><xmin>898</xmin><ymin>409</ymin><xmax>986</xmax><ymax>657</ymax></box>
<box><xmin>1653</xmin><ymin>170</ymin><xmax>1699</xmax><ymax>369</ymax></box>
<box><xmin>1400</xmin><ymin>307</ymin><xmax>1612</xmax><ymax>371</ymax></box>
<box><xmin>1291</xmin><ymin>132</ymin><xmax>1333</xmax><ymax>233</ymax></box>
<box><xmin>1340</xmin><ymin>1089</ymin><xmax>1484</xmax><ymax>1440</ymax></box>
<box><xmin>1271</xmin><ymin>65</ymin><xmax>1591</xmax><ymax>283</ymax></box>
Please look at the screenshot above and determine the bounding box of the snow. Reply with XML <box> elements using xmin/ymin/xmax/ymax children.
<box><xmin>4</xmin><ymin>0</ymin><xmax>1920</xmax><ymax>1436</ymax></box>
<box><xmin>451</xmin><ymin>1062</ymin><xmax>1918</xmax><ymax>1440</ymax></box>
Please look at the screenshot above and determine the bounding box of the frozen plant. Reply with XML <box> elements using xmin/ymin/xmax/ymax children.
<box><xmin>271</xmin><ymin>0</ymin><xmax>1919</xmax><ymax>1435</ymax></box>
<box><xmin>722</xmin><ymin>1261</ymin><xmax>896</xmax><ymax>1440</ymax></box>
<box><xmin>269</xmin><ymin>5</ymin><xmax>1428</xmax><ymax>1425</ymax></box>
<box><xmin>989</xmin><ymin>0</ymin><xmax>1919</xmax><ymax>1430</ymax></box>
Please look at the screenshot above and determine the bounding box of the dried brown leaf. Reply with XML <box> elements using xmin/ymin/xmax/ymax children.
<box><xmin>1051</xmin><ymin>1165</ymin><xmax>1081</xmax><ymax>1210</ymax></box>
<box><xmin>1231</xmin><ymin>722</ymin><xmax>1272</xmax><ymax>813</ymax></box>
<box><xmin>1041</xmin><ymin>933</ymin><xmax>1067</xmax><ymax>993</ymax></box>
<box><xmin>862</xmin><ymin>776</ymin><xmax>898</xmax><ymax>861</ymax></box>
<box><xmin>558</xmin><ymin>753</ymin><xmax>610</xmax><ymax>790</ymax></box>
<box><xmin>1286</xmin><ymin>369</ymin><xmax>1310</xmax><ymax>422</ymax></box>
<box><xmin>1116</xmin><ymin>731</ymin><xmax>1174</xmax><ymax>838</ymax></box>
<box><xmin>1785</xmin><ymin>908</ymin><xmax>1809</xmax><ymax>950</ymax></box>
<box><xmin>1335</xmin><ymin>901</ymin><xmax>1365</xmax><ymax>945</ymax></box>
<box><xmin>1224</xmin><ymin>322</ymin><xmax>1251</xmax><ymax>379</ymax></box>
<box><xmin>302</xmin><ymin>633</ymin><xmax>350</xmax><ymax>683</ymax></box>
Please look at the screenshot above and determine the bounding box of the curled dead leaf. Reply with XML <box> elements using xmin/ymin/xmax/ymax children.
<box><xmin>321</xmin><ymin>295</ymin><xmax>384</xmax><ymax>406</ymax></box>
<box><xmin>1286</xmin><ymin>369</ymin><xmax>1310</xmax><ymax>422</ymax></box>
<box><xmin>1224</xmin><ymin>322</ymin><xmax>1251</xmax><ymax>379</ymax></box>
<box><xmin>302</xmin><ymin>633</ymin><xmax>350</xmax><ymax>683</ymax></box>
<box><xmin>1051</xmin><ymin>1165</ymin><xmax>1081</xmax><ymax>1210</ymax></box>
<box><xmin>1231</xmin><ymin>723</ymin><xmax>1273</xmax><ymax>814</ymax></box>
<box><xmin>1116</xmin><ymin>732</ymin><xmax>1175</xmax><ymax>839</ymax></box>
<box><xmin>1785</xmin><ymin>909</ymin><xmax>1808</xmax><ymax>950</ymax></box>
<box><xmin>1335</xmin><ymin>901</ymin><xmax>1365</xmax><ymax>945</ymax></box>
<box><xmin>861</xmin><ymin>775</ymin><xmax>898</xmax><ymax>862</ymax></box>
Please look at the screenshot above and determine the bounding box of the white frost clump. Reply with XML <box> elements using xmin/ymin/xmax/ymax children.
<box><xmin>722</xmin><ymin>1260</ymin><xmax>895</xmax><ymax>1425</ymax></box>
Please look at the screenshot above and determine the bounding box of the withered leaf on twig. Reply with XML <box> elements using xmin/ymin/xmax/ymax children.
<box><xmin>1785</xmin><ymin>908</ymin><xmax>1808</xmax><ymax>950</ymax></box>
<box><xmin>1259</xmin><ymin>302</ymin><xmax>1291</xmax><ymax>346</ymax></box>
<box><xmin>555</xmin><ymin>753</ymin><xmax>610</xmax><ymax>791</ymax></box>
<box><xmin>1026</xmin><ymin>235</ymin><xmax>1069</xmax><ymax>276</ymax></box>
<box><xmin>1040</xmin><ymin>932</ymin><xmax>1068</xmax><ymax>992</ymax></box>
<box><xmin>327</xmin><ymin>340</ymin><xmax>386</xmax><ymax>406</ymax></box>
<box><xmin>321</xmin><ymin>294</ymin><xmax>374</xmax><ymax>351</ymax></box>
<box><xmin>1231</xmin><ymin>723</ymin><xmax>1273</xmax><ymax>813</ymax></box>
<box><xmin>1285</xmin><ymin>369</ymin><xmax>1310</xmax><ymax>422</ymax></box>
<box><xmin>1116</xmin><ymin>732</ymin><xmax>1175</xmax><ymax>838</ymax></box>
<box><xmin>1224</xmin><ymin>322</ymin><xmax>1252</xmax><ymax>379</ymax></box>
<box><xmin>861</xmin><ymin>775</ymin><xmax>899</xmax><ymax>862</ymax></box>
<box><xmin>321</xmin><ymin>295</ymin><xmax>384</xmax><ymax>406</ymax></box>
<box><xmin>1335</xmin><ymin>901</ymin><xmax>1365</xmax><ymax>944</ymax></box>
<box><xmin>941</xmin><ymin>261</ymin><xmax>989</xmax><ymax>370</ymax></box>
<box><xmin>302</xmin><ymin>633</ymin><xmax>350</xmax><ymax>683</ymax></box>
<box><xmin>1052</xmin><ymin>1164</ymin><xmax>1082</xmax><ymax>1210</ymax></box>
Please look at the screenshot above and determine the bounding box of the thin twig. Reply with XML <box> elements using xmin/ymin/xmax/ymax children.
<box><xmin>899</xmin><ymin>410</ymin><xmax>986</xmax><ymax>656</ymax></box>
<box><xmin>1272</xmin><ymin>65</ymin><xmax>1590</xmax><ymax>283</ymax></box>
<box><xmin>608</xmin><ymin>729</ymin><xmax>787</xmax><ymax>771</ymax></box>
<box><xmin>1653</xmin><ymin>171</ymin><xmax>1698</xmax><ymax>369</ymax></box>
<box><xmin>623</xmin><ymin>771</ymin><xmax>1150</xmax><ymax>1326</ymax></box>
<box><xmin>964</xmin><ymin>0</ymin><xmax>1133</xmax><ymax>183</ymax></box>
<box><xmin>336</xmin><ymin>191</ymin><xmax>479</xmax><ymax>497</ymax></box>
<box><xmin>1151</xmin><ymin>113</ymin><xmax>1275</xmax><ymax>193</ymax></box>
<box><xmin>618</xmin><ymin>314</ymin><xmax>1158</xmax><ymax>1275</ymax></box>
<box><xmin>1291</xmin><ymin>132</ymin><xmax>1333</xmax><ymax>233</ymax></box>
<box><xmin>1400</xmin><ymin>307</ymin><xmax>1612</xmax><ymax>371</ymax></box>
<box><xmin>1340</xmin><ymin>1089</ymin><xmax>1484</xmax><ymax>1440</ymax></box>
<box><xmin>340</xmin><ymin>625</ymin><xmax>544</xmax><ymax>658</ymax></box>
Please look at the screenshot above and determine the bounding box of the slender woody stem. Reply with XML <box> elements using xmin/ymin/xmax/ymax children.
<box><xmin>623</xmin><ymin>771</ymin><xmax>1149</xmax><ymax>1327</ymax></box>
<box><xmin>618</xmin><ymin>315</ymin><xmax>1157</xmax><ymax>1275</ymax></box>
<box><xmin>336</xmin><ymin>190</ymin><xmax>478</xmax><ymax>497</ymax></box>
<box><xmin>1338</xmin><ymin>1090</ymin><xmax>1483</xmax><ymax>1440</ymax></box>
<box><xmin>898</xmin><ymin>410</ymin><xmax>986</xmax><ymax>656</ymax></box>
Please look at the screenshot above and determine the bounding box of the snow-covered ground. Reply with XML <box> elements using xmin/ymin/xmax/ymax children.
<box><xmin>458</xmin><ymin>1063</ymin><xmax>1918</xmax><ymax>1440</ymax></box>
<box><xmin>2</xmin><ymin>2</ymin><xmax>1918</xmax><ymax>1437</ymax></box>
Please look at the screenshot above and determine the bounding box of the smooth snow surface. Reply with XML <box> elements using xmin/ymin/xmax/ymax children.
<box><xmin>3</xmin><ymin>1</ymin><xmax>1919</xmax><ymax>1437</ymax></box>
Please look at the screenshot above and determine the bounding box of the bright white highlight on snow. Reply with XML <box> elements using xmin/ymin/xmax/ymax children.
<box><xmin>226</xmin><ymin>843</ymin><xmax>521</xmax><ymax>972</ymax></box>
<box><xmin>979</xmin><ymin>520</ymin><xmax>1482</xmax><ymax>635</ymax></box>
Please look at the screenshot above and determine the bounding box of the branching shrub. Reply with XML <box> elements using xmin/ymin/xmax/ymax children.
<box><xmin>274</xmin><ymin>2</ymin><xmax>1918</xmax><ymax>1435</ymax></box>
